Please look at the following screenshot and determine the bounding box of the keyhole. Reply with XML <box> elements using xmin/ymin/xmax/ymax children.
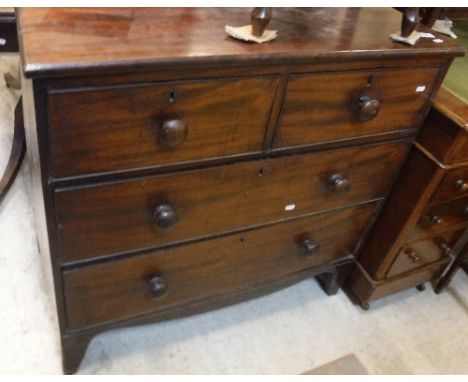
<box><xmin>367</xmin><ymin>76</ymin><xmax>374</xmax><ymax>86</ymax></box>
<box><xmin>258</xmin><ymin>168</ymin><xmax>265</xmax><ymax>176</ymax></box>
<box><xmin>168</xmin><ymin>92</ymin><xmax>176</xmax><ymax>103</ymax></box>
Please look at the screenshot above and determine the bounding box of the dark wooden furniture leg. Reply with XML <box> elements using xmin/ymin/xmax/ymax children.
<box><xmin>434</xmin><ymin>230</ymin><xmax>468</xmax><ymax>294</ymax></box>
<box><xmin>62</xmin><ymin>334</ymin><xmax>94</xmax><ymax>375</ymax></box>
<box><xmin>0</xmin><ymin>97</ymin><xmax>25</xmax><ymax>204</ymax></box>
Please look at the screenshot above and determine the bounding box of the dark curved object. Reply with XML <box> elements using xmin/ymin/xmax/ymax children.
<box><xmin>251</xmin><ymin>7</ymin><xmax>272</xmax><ymax>37</ymax></box>
<box><xmin>0</xmin><ymin>97</ymin><xmax>25</xmax><ymax>205</ymax></box>
<box><xmin>401</xmin><ymin>8</ymin><xmax>419</xmax><ymax>38</ymax></box>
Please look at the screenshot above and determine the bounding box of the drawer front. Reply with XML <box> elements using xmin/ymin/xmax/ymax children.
<box><xmin>409</xmin><ymin>197</ymin><xmax>468</xmax><ymax>241</ymax></box>
<box><xmin>273</xmin><ymin>67</ymin><xmax>439</xmax><ymax>149</ymax></box>
<box><xmin>387</xmin><ymin>238</ymin><xmax>448</xmax><ymax>278</ymax></box>
<box><xmin>48</xmin><ymin>76</ymin><xmax>278</xmax><ymax>178</ymax></box>
<box><xmin>431</xmin><ymin>166</ymin><xmax>468</xmax><ymax>204</ymax></box>
<box><xmin>55</xmin><ymin>141</ymin><xmax>409</xmax><ymax>263</ymax></box>
<box><xmin>63</xmin><ymin>202</ymin><xmax>377</xmax><ymax>330</ymax></box>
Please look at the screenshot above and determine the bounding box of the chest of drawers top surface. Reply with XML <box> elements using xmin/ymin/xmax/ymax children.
<box><xmin>18</xmin><ymin>7</ymin><xmax>464</xmax><ymax>78</ymax></box>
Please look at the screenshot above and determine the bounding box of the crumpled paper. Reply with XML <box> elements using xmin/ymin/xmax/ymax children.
<box><xmin>390</xmin><ymin>30</ymin><xmax>424</xmax><ymax>46</ymax></box>
<box><xmin>432</xmin><ymin>19</ymin><xmax>457</xmax><ymax>39</ymax></box>
<box><xmin>225</xmin><ymin>24</ymin><xmax>278</xmax><ymax>43</ymax></box>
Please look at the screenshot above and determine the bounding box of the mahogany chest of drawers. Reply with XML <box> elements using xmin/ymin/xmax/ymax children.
<box><xmin>17</xmin><ymin>8</ymin><xmax>463</xmax><ymax>373</ymax></box>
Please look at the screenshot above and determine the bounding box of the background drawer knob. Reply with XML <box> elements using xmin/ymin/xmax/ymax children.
<box><xmin>159</xmin><ymin>118</ymin><xmax>187</xmax><ymax>147</ymax></box>
<box><xmin>405</xmin><ymin>248</ymin><xmax>420</xmax><ymax>263</ymax></box>
<box><xmin>357</xmin><ymin>96</ymin><xmax>380</xmax><ymax>121</ymax></box>
<box><xmin>153</xmin><ymin>204</ymin><xmax>179</xmax><ymax>231</ymax></box>
<box><xmin>301</xmin><ymin>239</ymin><xmax>320</xmax><ymax>258</ymax></box>
<box><xmin>430</xmin><ymin>214</ymin><xmax>443</xmax><ymax>225</ymax></box>
<box><xmin>148</xmin><ymin>276</ymin><xmax>168</xmax><ymax>299</ymax></box>
<box><xmin>327</xmin><ymin>173</ymin><xmax>351</xmax><ymax>194</ymax></box>
<box><xmin>455</xmin><ymin>179</ymin><xmax>467</xmax><ymax>190</ymax></box>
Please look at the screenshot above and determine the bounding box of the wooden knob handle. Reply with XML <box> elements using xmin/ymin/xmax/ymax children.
<box><xmin>327</xmin><ymin>174</ymin><xmax>351</xmax><ymax>194</ymax></box>
<box><xmin>455</xmin><ymin>179</ymin><xmax>467</xmax><ymax>190</ymax></box>
<box><xmin>437</xmin><ymin>241</ymin><xmax>451</xmax><ymax>255</ymax></box>
<box><xmin>158</xmin><ymin>118</ymin><xmax>187</xmax><ymax>147</ymax></box>
<box><xmin>148</xmin><ymin>276</ymin><xmax>168</xmax><ymax>299</ymax></box>
<box><xmin>405</xmin><ymin>248</ymin><xmax>420</xmax><ymax>263</ymax></box>
<box><xmin>153</xmin><ymin>204</ymin><xmax>178</xmax><ymax>231</ymax></box>
<box><xmin>430</xmin><ymin>214</ymin><xmax>443</xmax><ymax>225</ymax></box>
<box><xmin>301</xmin><ymin>239</ymin><xmax>320</xmax><ymax>258</ymax></box>
<box><xmin>357</xmin><ymin>95</ymin><xmax>380</xmax><ymax>121</ymax></box>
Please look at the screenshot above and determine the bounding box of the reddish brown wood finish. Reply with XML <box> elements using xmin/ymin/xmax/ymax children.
<box><xmin>386</xmin><ymin>238</ymin><xmax>447</xmax><ymax>277</ymax></box>
<box><xmin>55</xmin><ymin>141</ymin><xmax>409</xmax><ymax>264</ymax></box>
<box><xmin>431</xmin><ymin>167</ymin><xmax>468</xmax><ymax>204</ymax></box>
<box><xmin>16</xmin><ymin>7</ymin><xmax>464</xmax><ymax>374</ymax></box>
<box><xmin>63</xmin><ymin>202</ymin><xmax>377</xmax><ymax>330</ymax></box>
<box><xmin>409</xmin><ymin>196</ymin><xmax>468</xmax><ymax>241</ymax></box>
<box><xmin>273</xmin><ymin>67</ymin><xmax>439</xmax><ymax>149</ymax></box>
<box><xmin>417</xmin><ymin>89</ymin><xmax>468</xmax><ymax>166</ymax></box>
<box><xmin>48</xmin><ymin>77</ymin><xmax>278</xmax><ymax>178</ymax></box>
<box><xmin>17</xmin><ymin>8</ymin><xmax>464</xmax><ymax>79</ymax></box>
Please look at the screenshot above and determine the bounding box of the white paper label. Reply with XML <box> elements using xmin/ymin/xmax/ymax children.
<box><xmin>416</xmin><ymin>85</ymin><xmax>426</xmax><ymax>93</ymax></box>
<box><xmin>0</xmin><ymin>38</ymin><xmax>6</xmax><ymax>46</ymax></box>
<box><xmin>284</xmin><ymin>204</ymin><xmax>296</xmax><ymax>211</ymax></box>
<box><xmin>420</xmin><ymin>32</ymin><xmax>436</xmax><ymax>38</ymax></box>
<box><xmin>433</xmin><ymin>38</ymin><xmax>444</xmax><ymax>43</ymax></box>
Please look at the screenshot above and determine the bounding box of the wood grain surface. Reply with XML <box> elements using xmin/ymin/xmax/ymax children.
<box><xmin>63</xmin><ymin>202</ymin><xmax>377</xmax><ymax>330</ymax></box>
<box><xmin>54</xmin><ymin>141</ymin><xmax>409</xmax><ymax>264</ymax></box>
<box><xmin>274</xmin><ymin>67</ymin><xmax>439</xmax><ymax>149</ymax></box>
<box><xmin>17</xmin><ymin>8</ymin><xmax>464</xmax><ymax>78</ymax></box>
<box><xmin>48</xmin><ymin>76</ymin><xmax>278</xmax><ymax>178</ymax></box>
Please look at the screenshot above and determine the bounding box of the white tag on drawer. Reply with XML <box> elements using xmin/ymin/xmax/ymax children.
<box><xmin>0</xmin><ymin>38</ymin><xmax>6</xmax><ymax>46</ymax></box>
<box><xmin>284</xmin><ymin>203</ymin><xmax>296</xmax><ymax>211</ymax></box>
<box><xmin>416</xmin><ymin>85</ymin><xmax>426</xmax><ymax>93</ymax></box>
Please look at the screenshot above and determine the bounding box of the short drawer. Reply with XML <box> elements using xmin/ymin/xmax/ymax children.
<box><xmin>55</xmin><ymin>141</ymin><xmax>409</xmax><ymax>264</ymax></box>
<box><xmin>431</xmin><ymin>166</ymin><xmax>468</xmax><ymax>204</ymax></box>
<box><xmin>386</xmin><ymin>238</ymin><xmax>449</xmax><ymax>278</ymax></box>
<box><xmin>63</xmin><ymin>202</ymin><xmax>377</xmax><ymax>330</ymax></box>
<box><xmin>409</xmin><ymin>197</ymin><xmax>468</xmax><ymax>241</ymax></box>
<box><xmin>48</xmin><ymin>76</ymin><xmax>279</xmax><ymax>178</ymax></box>
<box><xmin>273</xmin><ymin>67</ymin><xmax>439</xmax><ymax>149</ymax></box>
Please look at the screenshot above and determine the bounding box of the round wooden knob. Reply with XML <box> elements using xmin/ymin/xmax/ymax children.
<box><xmin>455</xmin><ymin>179</ymin><xmax>467</xmax><ymax>190</ymax></box>
<box><xmin>357</xmin><ymin>96</ymin><xmax>380</xmax><ymax>121</ymax></box>
<box><xmin>327</xmin><ymin>174</ymin><xmax>351</xmax><ymax>194</ymax></box>
<box><xmin>430</xmin><ymin>214</ymin><xmax>443</xmax><ymax>225</ymax></box>
<box><xmin>405</xmin><ymin>249</ymin><xmax>420</xmax><ymax>263</ymax></box>
<box><xmin>153</xmin><ymin>204</ymin><xmax>178</xmax><ymax>231</ymax></box>
<box><xmin>158</xmin><ymin>119</ymin><xmax>187</xmax><ymax>147</ymax></box>
<box><xmin>301</xmin><ymin>239</ymin><xmax>320</xmax><ymax>258</ymax></box>
<box><xmin>148</xmin><ymin>276</ymin><xmax>168</xmax><ymax>299</ymax></box>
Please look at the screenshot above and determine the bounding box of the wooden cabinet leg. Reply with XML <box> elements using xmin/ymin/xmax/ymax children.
<box><xmin>61</xmin><ymin>334</ymin><xmax>93</xmax><ymax>374</ymax></box>
<box><xmin>316</xmin><ymin>258</ymin><xmax>354</xmax><ymax>296</ymax></box>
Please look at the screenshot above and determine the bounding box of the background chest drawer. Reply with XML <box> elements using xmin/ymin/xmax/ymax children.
<box><xmin>431</xmin><ymin>166</ymin><xmax>468</xmax><ymax>204</ymax></box>
<box><xmin>48</xmin><ymin>76</ymin><xmax>279</xmax><ymax>178</ymax></box>
<box><xmin>55</xmin><ymin>141</ymin><xmax>409</xmax><ymax>264</ymax></box>
<box><xmin>63</xmin><ymin>202</ymin><xmax>377</xmax><ymax>330</ymax></box>
<box><xmin>409</xmin><ymin>196</ymin><xmax>468</xmax><ymax>241</ymax></box>
<box><xmin>273</xmin><ymin>67</ymin><xmax>439</xmax><ymax>149</ymax></box>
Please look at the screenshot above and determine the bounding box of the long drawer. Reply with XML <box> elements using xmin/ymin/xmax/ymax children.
<box><xmin>48</xmin><ymin>76</ymin><xmax>279</xmax><ymax>178</ymax></box>
<box><xmin>273</xmin><ymin>67</ymin><xmax>439</xmax><ymax>149</ymax></box>
<box><xmin>63</xmin><ymin>201</ymin><xmax>377</xmax><ymax>330</ymax></box>
<box><xmin>55</xmin><ymin>141</ymin><xmax>409</xmax><ymax>264</ymax></box>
